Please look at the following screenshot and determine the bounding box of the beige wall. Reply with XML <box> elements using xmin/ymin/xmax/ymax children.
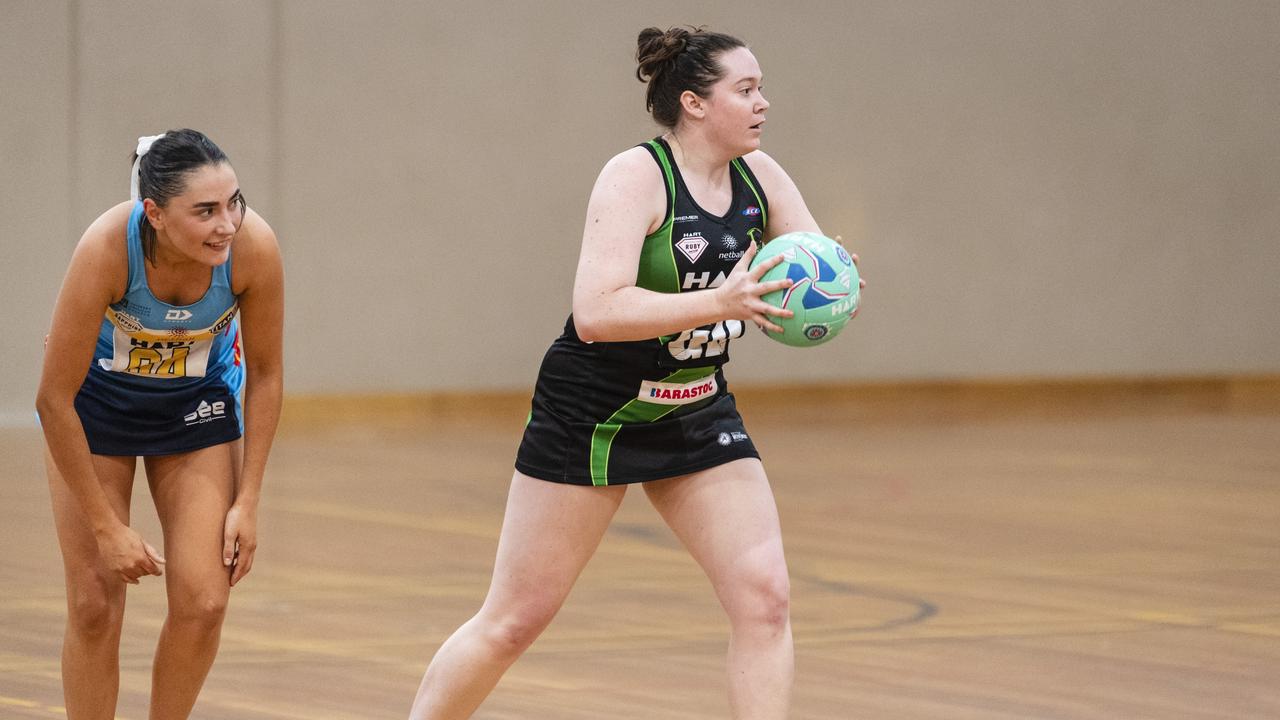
<box><xmin>4</xmin><ymin>0</ymin><xmax>1278</xmax><ymax>421</ymax></box>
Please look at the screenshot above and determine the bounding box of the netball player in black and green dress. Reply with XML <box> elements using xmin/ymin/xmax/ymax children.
<box><xmin>409</xmin><ymin>26</ymin><xmax>862</xmax><ymax>720</ymax></box>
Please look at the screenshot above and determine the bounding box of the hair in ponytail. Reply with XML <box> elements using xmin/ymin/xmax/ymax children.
<box><xmin>130</xmin><ymin>129</ymin><xmax>239</xmax><ymax>265</ymax></box>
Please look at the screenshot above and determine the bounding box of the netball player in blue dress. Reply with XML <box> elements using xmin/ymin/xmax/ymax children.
<box><xmin>408</xmin><ymin>27</ymin><xmax>862</xmax><ymax>720</ymax></box>
<box><xmin>36</xmin><ymin>129</ymin><xmax>284</xmax><ymax>720</ymax></box>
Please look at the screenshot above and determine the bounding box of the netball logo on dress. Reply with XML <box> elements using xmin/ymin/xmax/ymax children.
<box><xmin>718</xmin><ymin>233</ymin><xmax>744</xmax><ymax>261</ymax></box>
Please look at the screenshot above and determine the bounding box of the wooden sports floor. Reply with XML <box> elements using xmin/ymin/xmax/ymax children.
<box><xmin>2</xmin><ymin>380</ymin><xmax>1278</xmax><ymax>719</ymax></box>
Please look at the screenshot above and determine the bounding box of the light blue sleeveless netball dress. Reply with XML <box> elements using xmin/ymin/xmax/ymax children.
<box><xmin>72</xmin><ymin>202</ymin><xmax>244</xmax><ymax>455</ymax></box>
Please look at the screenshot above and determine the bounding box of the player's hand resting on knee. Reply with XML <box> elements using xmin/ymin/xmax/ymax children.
<box><xmin>223</xmin><ymin>503</ymin><xmax>258</xmax><ymax>587</ymax></box>
<box><xmin>95</xmin><ymin>523</ymin><xmax>165</xmax><ymax>584</ymax></box>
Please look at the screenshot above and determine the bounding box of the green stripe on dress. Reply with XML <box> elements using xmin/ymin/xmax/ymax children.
<box><xmin>648</xmin><ymin>140</ymin><xmax>677</xmax><ymax>201</ymax></box>
<box><xmin>588</xmin><ymin>366</ymin><xmax>717</xmax><ymax>486</ymax></box>
<box><xmin>636</xmin><ymin>140</ymin><xmax>680</xmax><ymax>294</ymax></box>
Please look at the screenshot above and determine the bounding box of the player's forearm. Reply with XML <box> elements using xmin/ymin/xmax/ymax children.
<box><xmin>236</xmin><ymin>368</ymin><xmax>282</xmax><ymax>506</ymax></box>
<box><xmin>573</xmin><ymin>285</ymin><xmax>724</xmax><ymax>343</ymax></box>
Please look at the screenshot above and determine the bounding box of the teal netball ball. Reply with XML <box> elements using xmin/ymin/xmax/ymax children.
<box><xmin>750</xmin><ymin>232</ymin><xmax>859</xmax><ymax>347</ymax></box>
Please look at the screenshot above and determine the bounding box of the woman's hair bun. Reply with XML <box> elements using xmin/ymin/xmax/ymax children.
<box><xmin>636</xmin><ymin>26</ymin><xmax>692</xmax><ymax>83</ymax></box>
<box><xmin>634</xmin><ymin>25</ymin><xmax>745</xmax><ymax>127</ymax></box>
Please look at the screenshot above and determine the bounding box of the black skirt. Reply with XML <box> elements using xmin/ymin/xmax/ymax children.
<box><xmin>514</xmin><ymin>319</ymin><xmax>759</xmax><ymax>486</ymax></box>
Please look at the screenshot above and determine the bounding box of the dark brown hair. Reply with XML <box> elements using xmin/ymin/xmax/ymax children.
<box><xmin>635</xmin><ymin>26</ymin><xmax>746</xmax><ymax>128</ymax></box>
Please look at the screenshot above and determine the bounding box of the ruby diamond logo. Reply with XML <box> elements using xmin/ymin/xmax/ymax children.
<box><xmin>676</xmin><ymin>234</ymin><xmax>709</xmax><ymax>263</ymax></box>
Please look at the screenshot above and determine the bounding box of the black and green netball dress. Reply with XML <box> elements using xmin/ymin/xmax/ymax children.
<box><xmin>516</xmin><ymin>138</ymin><xmax>770</xmax><ymax>486</ymax></box>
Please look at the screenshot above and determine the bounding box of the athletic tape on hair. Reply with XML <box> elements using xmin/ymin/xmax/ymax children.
<box><xmin>129</xmin><ymin>133</ymin><xmax>166</xmax><ymax>201</ymax></box>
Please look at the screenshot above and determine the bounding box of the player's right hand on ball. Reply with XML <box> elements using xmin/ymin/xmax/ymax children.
<box><xmin>714</xmin><ymin>241</ymin><xmax>795</xmax><ymax>333</ymax></box>
<box><xmin>95</xmin><ymin>523</ymin><xmax>166</xmax><ymax>584</ymax></box>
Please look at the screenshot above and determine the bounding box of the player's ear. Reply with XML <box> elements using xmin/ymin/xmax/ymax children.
<box><xmin>143</xmin><ymin>198</ymin><xmax>166</xmax><ymax>231</ymax></box>
<box><xmin>679</xmin><ymin>90</ymin><xmax>706</xmax><ymax>120</ymax></box>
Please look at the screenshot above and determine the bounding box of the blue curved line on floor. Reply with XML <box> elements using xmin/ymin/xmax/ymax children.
<box><xmin>793</xmin><ymin>572</ymin><xmax>938</xmax><ymax>631</ymax></box>
<box><xmin>610</xmin><ymin>521</ymin><xmax>938</xmax><ymax>632</ymax></box>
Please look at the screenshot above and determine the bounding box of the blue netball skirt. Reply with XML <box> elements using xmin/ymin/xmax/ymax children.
<box><xmin>71</xmin><ymin>367</ymin><xmax>243</xmax><ymax>456</ymax></box>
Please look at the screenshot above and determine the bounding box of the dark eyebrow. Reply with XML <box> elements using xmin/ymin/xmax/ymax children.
<box><xmin>192</xmin><ymin>188</ymin><xmax>242</xmax><ymax>210</ymax></box>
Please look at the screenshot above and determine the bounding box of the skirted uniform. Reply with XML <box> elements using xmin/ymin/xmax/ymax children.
<box><xmin>516</xmin><ymin>138</ymin><xmax>769</xmax><ymax>485</ymax></box>
<box><xmin>72</xmin><ymin>202</ymin><xmax>244</xmax><ymax>456</ymax></box>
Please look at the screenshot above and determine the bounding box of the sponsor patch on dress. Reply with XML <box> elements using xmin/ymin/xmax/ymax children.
<box><xmin>638</xmin><ymin>376</ymin><xmax>719</xmax><ymax>405</ymax></box>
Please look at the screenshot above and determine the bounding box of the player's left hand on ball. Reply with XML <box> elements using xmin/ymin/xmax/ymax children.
<box><xmin>834</xmin><ymin>235</ymin><xmax>867</xmax><ymax>320</ymax></box>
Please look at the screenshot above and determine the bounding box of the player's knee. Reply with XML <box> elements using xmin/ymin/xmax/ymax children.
<box><xmin>481</xmin><ymin>602</ymin><xmax>559</xmax><ymax>656</ymax></box>
<box><xmin>728</xmin><ymin>563</ymin><xmax>791</xmax><ymax>632</ymax></box>
<box><xmin>169</xmin><ymin>590</ymin><xmax>229</xmax><ymax>631</ymax></box>
<box><xmin>66</xmin><ymin>585</ymin><xmax>125</xmax><ymax>639</ymax></box>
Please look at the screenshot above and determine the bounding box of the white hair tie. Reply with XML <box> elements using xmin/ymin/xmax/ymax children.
<box><xmin>129</xmin><ymin>133</ymin><xmax>166</xmax><ymax>200</ymax></box>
